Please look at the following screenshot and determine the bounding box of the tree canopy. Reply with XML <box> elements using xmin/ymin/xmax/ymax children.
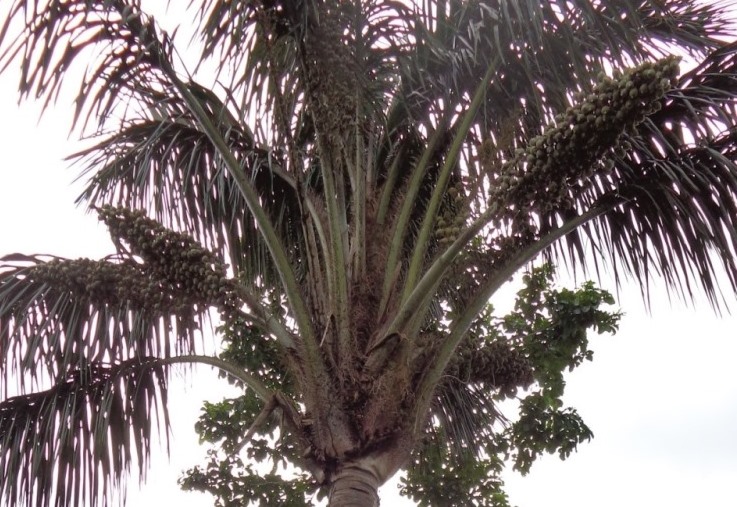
<box><xmin>1</xmin><ymin>1</ymin><xmax>737</xmax><ymax>506</ymax></box>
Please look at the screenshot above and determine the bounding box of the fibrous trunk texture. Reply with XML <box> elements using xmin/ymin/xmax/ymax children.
<box><xmin>327</xmin><ymin>463</ymin><xmax>381</xmax><ymax>507</ymax></box>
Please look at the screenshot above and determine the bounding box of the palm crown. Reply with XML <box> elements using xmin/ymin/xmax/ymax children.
<box><xmin>1</xmin><ymin>1</ymin><xmax>737</xmax><ymax>506</ymax></box>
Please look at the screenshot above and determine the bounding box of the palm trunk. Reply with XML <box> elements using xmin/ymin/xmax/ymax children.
<box><xmin>327</xmin><ymin>463</ymin><xmax>381</xmax><ymax>506</ymax></box>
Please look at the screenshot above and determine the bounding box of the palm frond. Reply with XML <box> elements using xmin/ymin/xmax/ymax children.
<box><xmin>649</xmin><ymin>42</ymin><xmax>737</xmax><ymax>139</ymax></box>
<box><xmin>638</xmin><ymin>0</ymin><xmax>735</xmax><ymax>54</ymax></box>
<box><xmin>431</xmin><ymin>379</ymin><xmax>502</xmax><ymax>458</ymax></box>
<box><xmin>0</xmin><ymin>358</ymin><xmax>169</xmax><ymax>507</ymax></box>
<box><xmin>0</xmin><ymin>0</ymin><xmax>173</xmax><ymax>131</ymax></box>
<box><xmin>190</xmin><ymin>0</ymin><xmax>305</xmax><ymax>72</ymax></box>
<box><xmin>568</xmin><ymin>130</ymin><xmax>737</xmax><ymax>306</ymax></box>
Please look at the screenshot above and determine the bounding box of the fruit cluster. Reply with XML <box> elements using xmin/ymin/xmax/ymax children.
<box><xmin>96</xmin><ymin>205</ymin><xmax>234</xmax><ymax>309</ymax></box>
<box><xmin>434</xmin><ymin>182</ymin><xmax>470</xmax><ymax>245</ymax></box>
<box><xmin>490</xmin><ymin>56</ymin><xmax>680</xmax><ymax>214</ymax></box>
<box><xmin>446</xmin><ymin>338</ymin><xmax>534</xmax><ymax>397</ymax></box>
<box><xmin>305</xmin><ymin>2</ymin><xmax>358</xmax><ymax>137</ymax></box>
<box><xmin>25</xmin><ymin>257</ymin><xmax>192</xmax><ymax>315</ymax></box>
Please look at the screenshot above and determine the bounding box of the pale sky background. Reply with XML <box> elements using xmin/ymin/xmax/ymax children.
<box><xmin>0</xmin><ymin>4</ymin><xmax>736</xmax><ymax>506</ymax></box>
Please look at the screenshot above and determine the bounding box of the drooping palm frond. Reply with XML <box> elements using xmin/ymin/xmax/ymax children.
<box><xmin>566</xmin><ymin>129</ymin><xmax>737</xmax><ymax>306</ymax></box>
<box><xmin>377</xmin><ymin>0</ymin><xmax>737</xmax><ymax>250</ymax></box>
<box><xmin>638</xmin><ymin>0</ymin><xmax>735</xmax><ymax>54</ymax></box>
<box><xmin>0</xmin><ymin>0</ymin><xmax>174</xmax><ymax>130</ymax></box>
<box><xmin>432</xmin><ymin>379</ymin><xmax>504</xmax><ymax>455</ymax></box>
<box><xmin>435</xmin><ymin>47</ymin><xmax>737</xmax><ymax>338</ymax></box>
<box><xmin>0</xmin><ymin>358</ymin><xmax>170</xmax><ymax>507</ymax></box>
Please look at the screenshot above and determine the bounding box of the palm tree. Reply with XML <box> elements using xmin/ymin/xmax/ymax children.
<box><xmin>1</xmin><ymin>1</ymin><xmax>737</xmax><ymax>505</ymax></box>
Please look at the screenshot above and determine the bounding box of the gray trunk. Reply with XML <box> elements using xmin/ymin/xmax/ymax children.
<box><xmin>327</xmin><ymin>463</ymin><xmax>381</xmax><ymax>507</ymax></box>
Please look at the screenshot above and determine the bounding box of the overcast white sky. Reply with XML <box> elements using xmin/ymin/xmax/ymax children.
<box><xmin>1</xmin><ymin>5</ymin><xmax>737</xmax><ymax>507</ymax></box>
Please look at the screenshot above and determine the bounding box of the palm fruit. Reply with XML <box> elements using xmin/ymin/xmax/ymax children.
<box><xmin>304</xmin><ymin>1</ymin><xmax>358</xmax><ymax>137</ymax></box>
<box><xmin>96</xmin><ymin>205</ymin><xmax>233</xmax><ymax>309</ymax></box>
<box><xmin>444</xmin><ymin>338</ymin><xmax>534</xmax><ymax>397</ymax></box>
<box><xmin>490</xmin><ymin>56</ymin><xmax>680</xmax><ymax>214</ymax></box>
<box><xmin>434</xmin><ymin>181</ymin><xmax>470</xmax><ymax>246</ymax></box>
<box><xmin>26</xmin><ymin>258</ymin><xmax>176</xmax><ymax>311</ymax></box>
<box><xmin>478</xmin><ymin>138</ymin><xmax>498</xmax><ymax>172</ymax></box>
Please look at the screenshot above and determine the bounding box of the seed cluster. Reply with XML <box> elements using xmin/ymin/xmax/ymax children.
<box><xmin>25</xmin><ymin>258</ymin><xmax>195</xmax><ymax>315</ymax></box>
<box><xmin>96</xmin><ymin>205</ymin><xmax>234</xmax><ymax>309</ymax></box>
<box><xmin>446</xmin><ymin>339</ymin><xmax>534</xmax><ymax>397</ymax></box>
<box><xmin>434</xmin><ymin>183</ymin><xmax>469</xmax><ymax>245</ymax></box>
<box><xmin>305</xmin><ymin>2</ymin><xmax>358</xmax><ymax>137</ymax></box>
<box><xmin>490</xmin><ymin>56</ymin><xmax>680</xmax><ymax>214</ymax></box>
